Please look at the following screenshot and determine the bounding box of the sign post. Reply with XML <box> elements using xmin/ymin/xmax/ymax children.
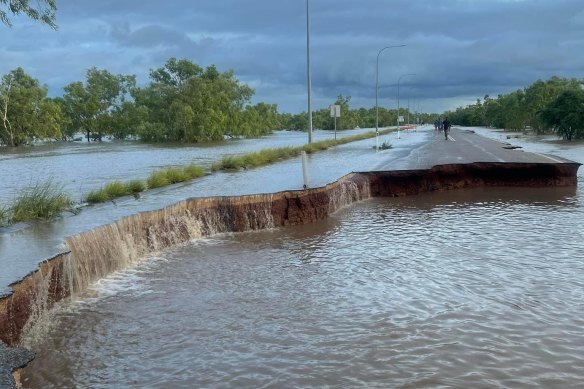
<box><xmin>330</xmin><ymin>104</ymin><xmax>341</xmax><ymax>140</ymax></box>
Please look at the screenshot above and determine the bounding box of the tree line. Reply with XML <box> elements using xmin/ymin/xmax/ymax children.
<box><xmin>279</xmin><ymin>94</ymin><xmax>434</xmax><ymax>132</ymax></box>
<box><xmin>0</xmin><ymin>58</ymin><xmax>281</xmax><ymax>146</ymax></box>
<box><xmin>444</xmin><ymin>76</ymin><xmax>584</xmax><ymax>140</ymax></box>
<box><xmin>0</xmin><ymin>60</ymin><xmax>434</xmax><ymax>147</ymax></box>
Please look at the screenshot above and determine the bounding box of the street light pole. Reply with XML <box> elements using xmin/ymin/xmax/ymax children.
<box><xmin>397</xmin><ymin>73</ymin><xmax>416</xmax><ymax>139</ymax></box>
<box><xmin>375</xmin><ymin>45</ymin><xmax>405</xmax><ymax>151</ymax></box>
<box><xmin>306</xmin><ymin>0</ymin><xmax>313</xmax><ymax>144</ymax></box>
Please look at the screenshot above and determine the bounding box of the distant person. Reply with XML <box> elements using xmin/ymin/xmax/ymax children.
<box><xmin>443</xmin><ymin>117</ymin><xmax>451</xmax><ymax>140</ymax></box>
<box><xmin>434</xmin><ymin>119</ymin><xmax>439</xmax><ymax>131</ymax></box>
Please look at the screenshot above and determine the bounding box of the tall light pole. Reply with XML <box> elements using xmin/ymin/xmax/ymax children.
<box><xmin>375</xmin><ymin>45</ymin><xmax>405</xmax><ymax>150</ymax></box>
<box><xmin>306</xmin><ymin>0</ymin><xmax>313</xmax><ymax>144</ymax></box>
<box><xmin>397</xmin><ymin>73</ymin><xmax>416</xmax><ymax>139</ymax></box>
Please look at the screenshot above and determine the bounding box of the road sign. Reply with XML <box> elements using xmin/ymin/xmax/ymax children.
<box><xmin>330</xmin><ymin>105</ymin><xmax>341</xmax><ymax>118</ymax></box>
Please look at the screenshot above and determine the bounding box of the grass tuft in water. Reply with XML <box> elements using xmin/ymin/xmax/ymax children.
<box><xmin>10</xmin><ymin>181</ymin><xmax>73</xmax><ymax>223</ymax></box>
<box><xmin>183</xmin><ymin>163</ymin><xmax>206</xmax><ymax>180</ymax></box>
<box><xmin>147</xmin><ymin>170</ymin><xmax>171</xmax><ymax>189</ymax></box>
<box><xmin>85</xmin><ymin>188</ymin><xmax>109</xmax><ymax>204</ymax></box>
<box><xmin>0</xmin><ymin>206</ymin><xmax>8</xmax><ymax>227</ymax></box>
<box><xmin>126</xmin><ymin>180</ymin><xmax>146</xmax><ymax>194</ymax></box>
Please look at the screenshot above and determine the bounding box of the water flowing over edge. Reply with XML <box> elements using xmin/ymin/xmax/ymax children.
<box><xmin>0</xmin><ymin>161</ymin><xmax>579</xmax><ymax>386</ymax></box>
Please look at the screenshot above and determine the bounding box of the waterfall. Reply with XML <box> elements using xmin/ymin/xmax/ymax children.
<box><xmin>1</xmin><ymin>162</ymin><xmax>580</xmax><ymax>347</ymax></box>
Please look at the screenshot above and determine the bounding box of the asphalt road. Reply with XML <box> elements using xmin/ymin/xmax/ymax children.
<box><xmin>377</xmin><ymin>127</ymin><xmax>575</xmax><ymax>171</ymax></box>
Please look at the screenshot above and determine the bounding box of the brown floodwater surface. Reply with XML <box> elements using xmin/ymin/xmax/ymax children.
<box><xmin>21</xmin><ymin>183</ymin><xmax>584</xmax><ymax>388</ymax></box>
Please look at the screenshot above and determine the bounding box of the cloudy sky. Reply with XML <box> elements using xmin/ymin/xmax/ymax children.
<box><xmin>2</xmin><ymin>0</ymin><xmax>584</xmax><ymax>114</ymax></box>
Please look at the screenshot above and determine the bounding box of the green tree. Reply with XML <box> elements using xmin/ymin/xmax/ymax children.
<box><xmin>135</xmin><ymin>59</ymin><xmax>256</xmax><ymax>142</ymax></box>
<box><xmin>0</xmin><ymin>67</ymin><xmax>64</xmax><ymax>146</ymax></box>
<box><xmin>0</xmin><ymin>0</ymin><xmax>57</xmax><ymax>28</ymax></box>
<box><xmin>62</xmin><ymin>68</ymin><xmax>135</xmax><ymax>141</ymax></box>
<box><xmin>539</xmin><ymin>89</ymin><xmax>584</xmax><ymax>141</ymax></box>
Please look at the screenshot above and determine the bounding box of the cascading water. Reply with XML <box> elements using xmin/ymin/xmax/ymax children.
<box><xmin>0</xmin><ymin>162</ymin><xmax>579</xmax><ymax>351</ymax></box>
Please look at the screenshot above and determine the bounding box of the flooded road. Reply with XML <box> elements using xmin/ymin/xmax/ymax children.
<box><xmin>19</xmin><ymin>128</ymin><xmax>584</xmax><ymax>388</ymax></box>
<box><xmin>0</xmin><ymin>129</ymin><xmax>375</xmax><ymax>203</ymax></box>
<box><xmin>1</xmin><ymin>128</ymin><xmax>431</xmax><ymax>295</ymax></box>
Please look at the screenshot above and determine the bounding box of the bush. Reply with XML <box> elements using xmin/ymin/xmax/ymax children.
<box><xmin>10</xmin><ymin>181</ymin><xmax>73</xmax><ymax>223</ymax></box>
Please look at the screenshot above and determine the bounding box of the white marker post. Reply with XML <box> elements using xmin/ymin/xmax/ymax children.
<box><xmin>301</xmin><ymin>150</ymin><xmax>309</xmax><ymax>189</ymax></box>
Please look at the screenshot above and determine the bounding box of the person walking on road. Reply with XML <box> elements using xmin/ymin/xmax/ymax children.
<box><xmin>443</xmin><ymin>117</ymin><xmax>451</xmax><ymax>140</ymax></box>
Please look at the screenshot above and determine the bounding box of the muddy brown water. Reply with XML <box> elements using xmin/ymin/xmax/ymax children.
<box><xmin>13</xmin><ymin>128</ymin><xmax>584</xmax><ymax>388</ymax></box>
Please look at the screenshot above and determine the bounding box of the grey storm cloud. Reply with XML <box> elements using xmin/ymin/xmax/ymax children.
<box><xmin>1</xmin><ymin>0</ymin><xmax>584</xmax><ymax>113</ymax></box>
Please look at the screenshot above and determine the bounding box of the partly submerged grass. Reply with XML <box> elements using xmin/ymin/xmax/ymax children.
<box><xmin>9</xmin><ymin>181</ymin><xmax>73</xmax><ymax>223</ymax></box>
<box><xmin>86</xmin><ymin>164</ymin><xmax>207</xmax><ymax>204</ymax></box>
<box><xmin>126</xmin><ymin>179</ymin><xmax>147</xmax><ymax>194</ymax></box>
<box><xmin>0</xmin><ymin>206</ymin><xmax>8</xmax><ymax>227</ymax></box>
<box><xmin>80</xmin><ymin>129</ymin><xmax>390</xmax><ymax>206</ymax></box>
<box><xmin>212</xmin><ymin>129</ymin><xmax>389</xmax><ymax>171</ymax></box>
<box><xmin>85</xmin><ymin>179</ymin><xmax>147</xmax><ymax>204</ymax></box>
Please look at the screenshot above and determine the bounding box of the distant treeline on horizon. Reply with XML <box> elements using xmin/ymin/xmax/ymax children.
<box><xmin>444</xmin><ymin>76</ymin><xmax>584</xmax><ymax>140</ymax></box>
<box><xmin>1</xmin><ymin>58</ymin><xmax>582</xmax><ymax>146</ymax></box>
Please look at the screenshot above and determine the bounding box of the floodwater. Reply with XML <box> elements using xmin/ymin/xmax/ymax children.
<box><xmin>0</xmin><ymin>129</ymin><xmax>376</xmax><ymax>203</ymax></box>
<box><xmin>0</xmin><ymin>127</ymin><xmax>430</xmax><ymax>295</ymax></box>
<box><xmin>20</xmin><ymin>129</ymin><xmax>584</xmax><ymax>388</ymax></box>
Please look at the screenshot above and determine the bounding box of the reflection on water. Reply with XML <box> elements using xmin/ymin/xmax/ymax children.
<box><xmin>22</xmin><ymin>185</ymin><xmax>584</xmax><ymax>388</ymax></box>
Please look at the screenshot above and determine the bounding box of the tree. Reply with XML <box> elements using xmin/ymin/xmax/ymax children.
<box><xmin>0</xmin><ymin>68</ymin><xmax>64</xmax><ymax>146</ymax></box>
<box><xmin>61</xmin><ymin>68</ymin><xmax>135</xmax><ymax>141</ymax></box>
<box><xmin>539</xmin><ymin>89</ymin><xmax>584</xmax><ymax>141</ymax></box>
<box><xmin>134</xmin><ymin>59</ymin><xmax>257</xmax><ymax>142</ymax></box>
<box><xmin>0</xmin><ymin>0</ymin><xmax>57</xmax><ymax>29</ymax></box>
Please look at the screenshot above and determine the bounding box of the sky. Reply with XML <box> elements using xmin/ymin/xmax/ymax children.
<box><xmin>2</xmin><ymin>0</ymin><xmax>584</xmax><ymax>114</ymax></box>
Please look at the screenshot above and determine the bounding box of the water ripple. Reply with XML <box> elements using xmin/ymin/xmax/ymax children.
<box><xmin>22</xmin><ymin>185</ymin><xmax>584</xmax><ymax>388</ymax></box>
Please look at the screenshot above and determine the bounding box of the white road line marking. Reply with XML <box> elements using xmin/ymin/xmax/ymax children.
<box><xmin>532</xmin><ymin>152</ymin><xmax>565</xmax><ymax>163</ymax></box>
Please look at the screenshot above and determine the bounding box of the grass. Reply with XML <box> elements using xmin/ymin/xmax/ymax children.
<box><xmin>0</xmin><ymin>206</ymin><xmax>8</xmax><ymax>227</ymax></box>
<box><xmin>4</xmin><ymin>129</ymin><xmax>389</xmax><ymax>221</ymax></box>
<box><xmin>85</xmin><ymin>179</ymin><xmax>148</xmax><ymax>204</ymax></box>
<box><xmin>9</xmin><ymin>181</ymin><xmax>73</xmax><ymax>223</ymax></box>
<box><xmin>148</xmin><ymin>164</ymin><xmax>206</xmax><ymax>187</ymax></box>
<box><xmin>146</xmin><ymin>170</ymin><xmax>171</xmax><ymax>189</ymax></box>
<box><xmin>212</xmin><ymin>129</ymin><xmax>391</xmax><ymax>171</ymax></box>
<box><xmin>183</xmin><ymin>163</ymin><xmax>206</xmax><ymax>179</ymax></box>
<box><xmin>126</xmin><ymin>179</ymin><xmax>147</xmax><ymax>194</ymax></box>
